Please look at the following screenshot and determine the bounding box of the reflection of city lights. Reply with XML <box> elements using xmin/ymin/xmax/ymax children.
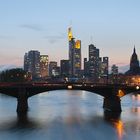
<box><xmin>131</xmin><ymin>107</ymin><xmax>140</xmax><ymax>115</ymax></box>
<box><xmin>113</xmin><ymin>120</ymin><xmax>124</xmax><ymax>140</ymax></box>
<box><xmin>132</xmin><ymin>94</ymin><xmax>140</xmax><ymax>101</ymax></box>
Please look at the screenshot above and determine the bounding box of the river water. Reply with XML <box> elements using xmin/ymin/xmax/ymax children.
<box><xmin>0</xmin><ymin>90</ymin><xmax>140</xmax><ymax>140</ymax></box>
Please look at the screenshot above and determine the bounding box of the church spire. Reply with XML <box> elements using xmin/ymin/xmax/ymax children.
<box><xmin>134</xmin><ymin>45</ymin><xmax>136</xmax><ymax>54</ymax></box>
<box><xmin>125</xmin><ymin>46</ymin><xmax>140</xmax><ymax>75</ymax></box>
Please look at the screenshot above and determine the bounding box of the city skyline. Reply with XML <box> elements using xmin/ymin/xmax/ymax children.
<box><xmin>0</xmin><ymin>0</ymin><xmax>140</xmax><ymax>72</ymax></box>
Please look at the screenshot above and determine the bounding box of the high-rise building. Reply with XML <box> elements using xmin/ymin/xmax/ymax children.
<box><xmin>84</xmin><ymin>58</ymin><xmax>89</xmax><ymax>77</ymax></box>
<box><xmin>24</xmin><ymin>50</ymin><xmax>40</xmax><ymax>79</ymax></box>
<box><xmin>89</xmin><ymin>44</ymin><xmax>100</xmax><ymax>81</ymax></box>
<box><xmin>40</xmin><ymin>55</ymin><xmax>49</xmax><ymax>78</ymax></box>
<box><xmin>111</xmin><ymin>64</ymin><xmax>118</xmax><ymax>75</ymax></box>
<box><xmin>60</xmin><ymin>60</ymin><xmax>70</xmax><ymax>77</ymax></box>
<box><xmin>102</xmin><ymin>57</ymin><xmax>109</xmax><ymax>77</ymax></box>
<box><xmin>110</xmin><ymin>64</ymin><xmax>119</xmax><ymax>84</ymax></box>
<box><xmin>24</xmin><ymin>53</ymin><xmax>29</xmax><ymax>72</ymax></box>
<box><xmin>68</xmin><ymin>28</ymin><xmax>81</xmax><ymax>77</ymax></box>
<box><xmin>49</xmin><ymin>61</ymin><xmax>58</xmax><ymax>77</ymax></box>
<box><xmin>53</xmin><ymin>66</ymin><xmax>60</xmax><ymax>77</ymax></box>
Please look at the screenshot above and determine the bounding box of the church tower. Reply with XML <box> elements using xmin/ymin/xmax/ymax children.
<box><xmin>130</xmin><ymin>46</ymin><xmax>139</xmax><ymax>71</ymax></box>
<box><xmin>125</xmin><ymin>46</ymin><xmax>140</xmax><ymax>75</ymax></box>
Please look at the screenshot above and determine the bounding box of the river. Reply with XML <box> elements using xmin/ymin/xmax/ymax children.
<box><xmin>0</xmin><ymin>90</ymin><xmax>140</xmax><ymax>140</ymax></box>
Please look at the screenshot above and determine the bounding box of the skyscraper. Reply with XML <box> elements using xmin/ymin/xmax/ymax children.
<box><xmin>84</xmin><ymin>58</ymin><xmax>89</xmax><ymax>77</ymax></box>
<box><xmin>24</xmin><ymin>50</ymin><xmax>40</xmax><ymax>79</ymax></box>
<box><xmin>68</xmin><ymin>27</ymin><xmax>81</xmax><ymax>77</ymax></box>
<box><xmin>49</xmin><ymin>61</ymin><xmax>58</xmax><ymax>77</ymax></box>
<box><xmin>102</xmin><ymin>57</ymin><xmax>109</xmax><ymax>77</ymax></box>
<box><xmin>100</xmin><ymin>57</ymin><xmax>109</xmax><ymax>83</ymax></box>
<box><xmin>24</xmin><ymin>53</ymin><xmax>29</xmax><ymax>72</ymax></box>
<box><xmin>111</xmin><ymin>64</ymin><xmax>118</xmax><ymax>75</ymax></box>
<box><xmin>125</xmin><ymin>47</ymin><xmax>140</xmax><ymax>75</ymax></box>
<box><xmin>40</xmin><ymin>55</ymin><xmax>49</xmax><ymax>78</ymax></box>
<box><xmin>89</xmin><ymin>44</ymin><xmax>100</xmax><ymax>81</ymax></box>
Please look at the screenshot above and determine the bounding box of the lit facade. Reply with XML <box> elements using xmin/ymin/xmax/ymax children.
<box><xmin>49</xmin><ymin>61</ymin><xmax>58</xmax><ymax>77</ymax></box>
<box><xmin>24</xmin><ymin>50</ymin><xmax>40</xmax><ymax>79</ymax></box>
<box><xmin>68</xmin><ymin>28</ymin><xmax>81</xmax><ymax>77</ymax></box>
<box><xmin>111</xmin><ymin>64</ymin><xmax>118</xmax><ymax>75</ymax></box>
<box><xmin>40</xmin><ymin>55</ymin><xmax>49</xmax><ymax>78</ymax></box>
<box><xmin>99</xmin><ymin>57</ymin><xmax>109</xmax><ymax>83</ymax></box>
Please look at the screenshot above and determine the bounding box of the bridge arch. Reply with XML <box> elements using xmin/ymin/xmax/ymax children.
<box><xmin>0</xmin><ymin>84</ymin><xmax>140</xmax><ymax>114</ymax></box>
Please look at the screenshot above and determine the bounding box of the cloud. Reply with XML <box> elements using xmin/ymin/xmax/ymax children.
<box><xmin>20</xmin><ymin>24</ymin><xmax>44</xmax><ymax>31</ymax></box>
<box><xmin>43</xmin><ymin>33</ymin><xmax>65</xmax><ymax>44</ymax></box>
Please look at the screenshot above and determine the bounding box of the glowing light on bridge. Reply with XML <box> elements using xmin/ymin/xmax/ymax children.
<box><xmin>68</xmin><ymin>85</ymin><xmax>73</xmax><ymax>89</ymax></box>
<box><xmin>117</xmin><ymin>90</ymin><xmax>125</xmax><ymax>97</ymax></box>
<box><xmin>136</xmin><ymin>86</ymin><xmax>140</xmax><ymax>90</ymax></box>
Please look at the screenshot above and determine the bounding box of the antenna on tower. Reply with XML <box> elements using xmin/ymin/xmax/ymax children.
<box><xmin>69</xmin><ymin>20</ymin><xmax>73</xmax><ymax>28</ymax></box>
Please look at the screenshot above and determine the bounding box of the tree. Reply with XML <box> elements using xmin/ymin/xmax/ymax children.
<box><xmin>0</xmin><ymin>68</ymin><xmax>27</xmax><ymax>82</ymax></box>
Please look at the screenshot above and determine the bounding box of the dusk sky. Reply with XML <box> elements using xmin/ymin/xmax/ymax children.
<box><xmin>0</xmin><ymin>0</ymin><xmax>140</xmax><ymax>72</ymax></box>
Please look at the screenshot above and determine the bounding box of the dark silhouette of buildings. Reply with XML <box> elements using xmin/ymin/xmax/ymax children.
<box><xmin>84</xmin><ymin>58</ymin><xmax>89</xmax><ymax>77</ymax></box>
<box><xmin>125</xmin><ymin>47</ymin><xmax>140</xmax><ymax>75</ymax></box>
<box><xmin>88</xmin><ymin>44</ymin><xmax>100</xmax><ymax>81</ymax></box>
<box><xmin>60</xmin><ymin>60</ymin><xmax>70</xmax><ymax>77</ymax></box>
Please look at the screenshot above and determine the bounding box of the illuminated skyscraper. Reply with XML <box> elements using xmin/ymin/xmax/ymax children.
<box><xmin>49</xmin><ymin>61</ymin><xmax>60</xmax><ymax>77</ymax></box>
<box><xmin>24</xmin><ymin>50</ymin><xmax>40</xmax><ymax>79</ymax></box>
<box><xmin>100</xmin><ymin>57</ymin><xmax>109</xmax><ymax>83</ymax></box>
<box><xmin>111</xmin><ymin>64</ymin><xmax>118</xmax><ymax>75</ymax></box>
<box><xmin>40</xmin><ymin>55</ymin><xmax>49</xmax><ymax>78</ymax></box>
<box><xmin>68</xmin><ymin>28</ymin><xmax>81</xmax><ymax>77</ymax></box>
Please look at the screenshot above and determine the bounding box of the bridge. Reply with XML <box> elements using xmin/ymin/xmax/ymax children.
<box><xmin>0</xmin><ymin>82</ymin><xmax>140</xmax><ymax>114</ymax></box>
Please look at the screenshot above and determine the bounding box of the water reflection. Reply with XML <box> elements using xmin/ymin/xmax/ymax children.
<box><xmin>0</xmin><ymin>113</ymin><xmax>40</xmax><ymax>131</ymax></box>
<box><xmin>104</xmin><ymin>111</ymin><xmax>124</xmax><ymax>140</ymax></box>
<box><xmin>129</xmin><ymin>94</ymin><xmax>140</xmax><ymax>115</ymax></box>
<box><xmin>0</xmin><ymin>91</ymin><xmax>140</xmax><ymax>140</ymax></box>
<box><xmin>132</xmin><ymin>94</ymin><xmax>140</xmax><ymax>101</ymax></box>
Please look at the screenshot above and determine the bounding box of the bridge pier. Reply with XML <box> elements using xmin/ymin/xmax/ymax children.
<box><xmin>103</xmin><ymin>96</ymin><xmax>122</xmax><ymax>112</ymax></box>
<box><xmin>16</xmin><ymin>88</ymin><xmax>28</xmax><ymax>114</ymax></box>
